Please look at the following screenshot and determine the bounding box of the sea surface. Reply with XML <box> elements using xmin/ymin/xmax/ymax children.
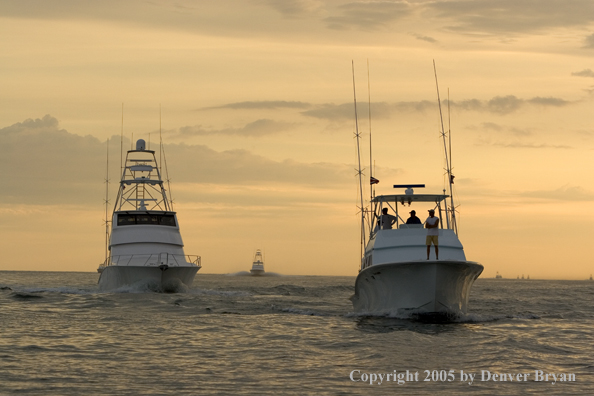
<box><xmin>0</xmin><ymin>271</ymin><xmax>592</xmax><ymax>395</ymax></box>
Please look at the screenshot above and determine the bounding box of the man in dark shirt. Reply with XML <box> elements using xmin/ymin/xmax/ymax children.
<box><xmin>406</xmin><ymin>210</ymin><xmax>422</xmax><ymax>224</ymax></box>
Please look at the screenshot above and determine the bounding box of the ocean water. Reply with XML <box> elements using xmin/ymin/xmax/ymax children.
<box><xmin>0</xmin><ymin>271</ymin><xmax>592</xmax><ymax>395</ymax></box>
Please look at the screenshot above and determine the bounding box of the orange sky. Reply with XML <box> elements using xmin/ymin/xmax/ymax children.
<box><xmin>0</xmin><ymin>1</ymin><xmax>593</xmax><ymax>279</ymax></box>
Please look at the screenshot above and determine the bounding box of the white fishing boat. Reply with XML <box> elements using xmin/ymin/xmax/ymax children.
<box><xmin>351</xmin><ymin>189</ymin><xmax>483</xmax><ymax>319</ymax></box>
<box><xmin>349</xmin><ymin>62</ymin><xmax>483</xmax><ymax>319</ymax></box>
<box><xmin>98</xmin><ymin>139</ymin><xmax>201</xmax><ymax>292</ymax></box>
<box><xmin>250</xmin><ymin>249</ymin><xmax>265</xmax><ymax>276</ymax></box>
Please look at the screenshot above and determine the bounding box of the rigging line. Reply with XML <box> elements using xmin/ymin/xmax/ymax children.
<box><xmin>352</xmin><ymin>60</ymin><xmax>366</xmax><ymax>262</ymax></box>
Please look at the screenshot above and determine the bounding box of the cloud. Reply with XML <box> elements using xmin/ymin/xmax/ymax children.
<box><xmin>0</xmin><ymin>115</ymin><xmax>105</xmax><ymax>205</ymax></box>
<box><xmin>324</xmin><ymin>1</ymin><xmax>413</xmax><ymax>31</ymax></box>
<box><xmin>174</xmin><ymin>119</ymin><xmax>297</xmax><ymax>138</ymax></box>
<box><xmin>301</xmin><ymin>101</ymin><xmax>436</xmax><ymax>121</ymax></box>
<box><xmin>491</xmin><ymin>142</ymin><xmax>573</xmax><ymax>149</ymax></box>
<box><xmin>477</xmin><ymin>138</ymin><xmax>574</xmax><ymax>149</ymax></box>
<box><xmin>411</xmin><ymin>33</ymin><xmax>438</xmax><ymax>43</ymax></box>
<box><xmin>300</xmin><ymin>95</ymin><xmax>572</xmax><ymax>121</ymax></box>
<box><xmin>0</xmin><ymin>115</ymin><xmax>356</xmax><ymax>205</ymax></box>
<box><xmin>526</xmin><ymin>97</ymin><xmax>571</xmax><ymax>107</ymax></box>
<box><xmin>201</xmin><ymin>101</ymin><xmax>312</xmax><ymax>110</ymax></box>
<box><xmin>485</xmin><ymin>96</ymin><xmax>524</xmax><ymax>114</ymax></box>
<box><xmin>430</xmin><ymin>0</ymin><xmax>594</xmax><ymax>36</ymax></box>
<box><xmin>480</xmin><ymin>122</ymin><xmax>532</xmax><ymax>136</ymax></box>
<box><xmin>264</xmin><ymin>0</ymin><xmax>324</xmax><ymax>18</ymax></box>
<box><xmin>518</xmin><ymin>185</ymin><xmax>594</xmax><ymax>201</ymax></box>
<box><xmin>584</xmin><ymin>33</ymin><xmax>594</xmax><ymax>48</ymax></box>
<box><xmin>572</xmin><ymin>69</ymin><xmax>594</xmax><ymax>77</ymax></box>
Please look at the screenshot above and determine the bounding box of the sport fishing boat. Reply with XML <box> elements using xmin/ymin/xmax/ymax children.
<box><xmin>98</xmin><ymin>139</ymin><xmax>201</xmax><ymax>292</ymax></box>
<box><xmin>250</xmin><ymin>249</ymin><xmax>265</xmax><ymax>276</ymax></box>
<box><xmin>349</xmin><ymin>62</ymin><xmax>483</xmax><ymax>319</ymax></box>
<box><xmin>350</xmin><ymin>187</ymin><xmax>483</xmax><ymax>319</ymax></box>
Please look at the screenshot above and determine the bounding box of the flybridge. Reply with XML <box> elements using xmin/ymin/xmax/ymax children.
<box><xmin>112</xmin><ymin>139</ymin><xmax>172</xmax><ymax>212</ymax></box>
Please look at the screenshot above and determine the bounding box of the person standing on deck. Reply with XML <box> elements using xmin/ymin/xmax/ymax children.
<box><xmin>406</xmin><ymin>210</ymin><xmax>422</xmax><ymax>224</ymax></box>
<box><xmin>425</xmin><ymin>209</ymin><xmax>439</xmax><ymax>260</ymax></box>
<box><xmin>379</xmin><ymin>208</ymin><xmax>397</xmax><ymax>230</ymax></box>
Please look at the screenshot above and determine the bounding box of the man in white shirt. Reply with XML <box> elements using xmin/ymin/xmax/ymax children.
<box><xmin>425</xmin><ymin>209</ymin><xmax>439</xmax><ymax>260</ymax></box>
<box><xmin>379</xmin><ymin>208</ymin><xmax>397</xmax><ymax>230</ymax></box>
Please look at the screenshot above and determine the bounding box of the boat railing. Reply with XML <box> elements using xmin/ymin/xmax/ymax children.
<box><xmin>398</xmin><ymin>224</ymin><xmax>424</xmax><ymax>229</ymax></box>
<box><xmin>102</xmin><ymin>253</ymin><xmax>201</xmax><ymax>268</ymax></box>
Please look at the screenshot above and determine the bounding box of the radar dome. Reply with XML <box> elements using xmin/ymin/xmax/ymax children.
<box><xmin>136</xmin><ymin>139</ymin><xmax>146</xmax><ymax>151</ymax></box>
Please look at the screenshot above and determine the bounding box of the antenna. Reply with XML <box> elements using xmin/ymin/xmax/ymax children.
<box><xmin>159</xmin><ymin>105</ymin><xmax>172</xmax><ymax>210</ymax></box>
<box><xmin>352</xmin><ymin>61</ymin><xmax>367</xmax><ymax>264</ymax></box>
<box><xmin>120</xmin><ymin>103</ymin><xmax>124</xmax><ymax>174</ymax></box>
<box><xmin>159</xmin><ymin>104</ymin><xmax>162</xmax><ymax>175</ymax></box>
<box><xmin>104</xmin><ymin>138</ymin><xmax>111</xmax><ymax>264</ymax></box>
<box><xmin>433</xmin><ymin>60</ymin><xmax>457</xmax><ymax>234</ymax></box>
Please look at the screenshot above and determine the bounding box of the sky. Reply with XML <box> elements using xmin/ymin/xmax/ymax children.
<box><xmin>0</xmin><ymin>0</ymin><xmax>592</xmax><ymax>279</ymax></box>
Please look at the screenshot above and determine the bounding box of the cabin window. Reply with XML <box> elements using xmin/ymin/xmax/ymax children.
<box><xmin>117</xmin><ymin>214</ymin><xmax>176</xmax><ymax>227</ymax></box>
<box><xmin>159</xmin><ymin>215</ymin><xmax>176</xmax><ymax>226</ymax></box>
<box><xmin>117</xmin><ymin>215</ymin><xmax>136</xmax><ymax>226</ymax></box>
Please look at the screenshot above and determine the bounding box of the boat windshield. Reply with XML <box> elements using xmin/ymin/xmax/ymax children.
<box><xmin>370</xmin><ymin>193</ymin><xmax>451</xmax><ymax>233</ymax></box>
<box><xmin>117</xmin><ymin>213</ymin><xmax>177</xmax><ymax>227</ymax></box>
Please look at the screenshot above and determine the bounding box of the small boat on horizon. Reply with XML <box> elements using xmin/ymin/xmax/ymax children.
<box><xmin>97</xmin><ymin>139</ymin><xmax>201</xmax><ymax>292</ymax></box>
<box><xmin>250</xmin><ymin>249</ymin><xmax>265</xmax><ymax>276</ymax></box>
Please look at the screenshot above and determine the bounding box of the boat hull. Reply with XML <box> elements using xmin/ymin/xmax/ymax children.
<box><xmin>98</xmin><ymin>265</ymin><xmax>199</xmax><ymax>292</ymax></box>
<box><xmin>351</xmin><ymin>260</ymin><xmax>483</xmax><ymax>318</ymax></box>
<box><xmin>250</xmin><ymin>269</ymin><xmax>265</xmax><ymax>276</ymax></box>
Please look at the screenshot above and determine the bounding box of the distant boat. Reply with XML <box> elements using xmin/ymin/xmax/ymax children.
<box><xmin>97</xmin><ymin>139</ymin><xmax>201</xmax><ymax>291</ymax></box>
<box><xmin>495</xmin><ymin>272</ymin><xmax>502</xmax><ymax>279</ymax></box>
<box><xmin>250</xmin><ymin>250</ymin><xmax>265</xmax><ymax>276</ymax></box>
<box><xmin>590</xmin><ymin>274</ymin><xmax>593</xmax><ymax>281</ymax></box>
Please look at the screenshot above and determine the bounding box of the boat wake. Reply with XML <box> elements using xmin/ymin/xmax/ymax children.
<box><xmin>271</xmin><ymin>305</ymin><xmax>330</xmax><ymax>316</ymax></box>
<box><xmin>347</xmin><ymin>310</ymin><xmax>544</xmax><ymax>325</ymax></box>
<box><xmin>226</xmin><ymin>271</ymin><xmax>282</xmax><ymax>277</ymax></box>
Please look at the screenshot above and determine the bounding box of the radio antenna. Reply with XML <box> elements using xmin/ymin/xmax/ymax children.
<box><xmin>120</xmin><ymin>103</ymin><xmax>124</xmax><ymax>174</ymax></box>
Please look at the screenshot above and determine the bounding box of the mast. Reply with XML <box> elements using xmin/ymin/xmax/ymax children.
<box><xmin>433</xmin><ymin>60</ymin><xmax>457</xmax><ymax>233</ymax></box>
<box><xmin>352</xmin><ymin>61</ymin><xmax>367</xmax><ymax>261</ymax></box>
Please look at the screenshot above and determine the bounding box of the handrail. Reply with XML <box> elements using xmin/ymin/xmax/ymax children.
<box><xmin>102</xmin><ymin>253</ymin><xmax>201</xmax><ymax>268</ymax></box>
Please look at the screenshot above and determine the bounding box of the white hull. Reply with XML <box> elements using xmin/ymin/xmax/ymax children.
<box><xmin>352</xmin><ymin>260</ymin><xmax>483</xmax><ymax>318</ymax></box>
<box><xmin>250</xmin><ymin>269</ymin><xmax>265</xmax><ymax>276</ymax></box>
<box><xmin>98</xmin><ymin>265</ymin><xmax>199</xmax><ymax>292</ymax></box>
